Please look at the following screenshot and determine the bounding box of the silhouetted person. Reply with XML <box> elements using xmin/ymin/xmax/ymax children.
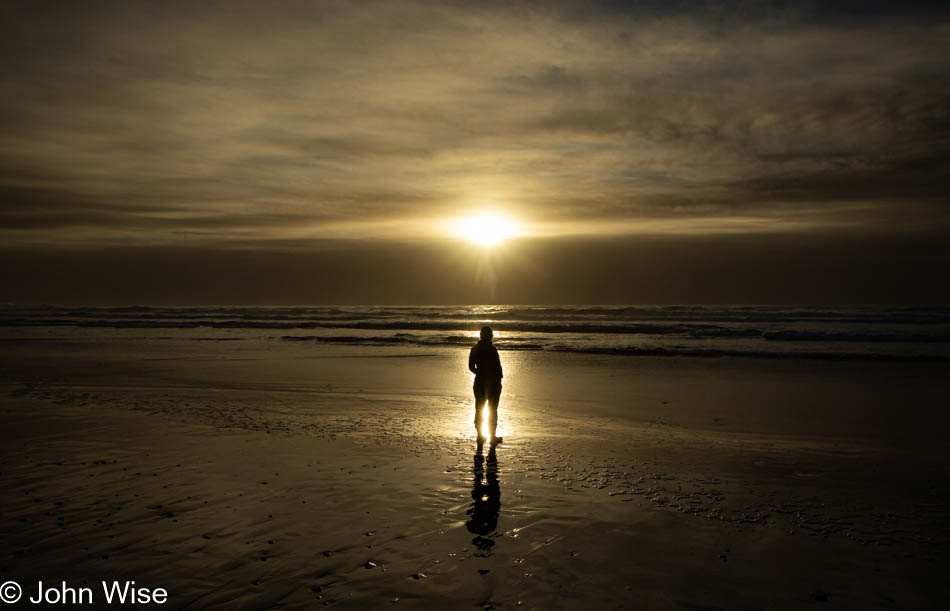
<box><xmin>469</xmin><ymin>325</ymin><xmax>503</xmax><ymax>448</ymax></box>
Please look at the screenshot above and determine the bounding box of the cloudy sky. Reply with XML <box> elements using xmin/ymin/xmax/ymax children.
<box><xmin>2</xmin><ymin>1</ymin><xmax>949</xmax><ymax>304</ymax></box>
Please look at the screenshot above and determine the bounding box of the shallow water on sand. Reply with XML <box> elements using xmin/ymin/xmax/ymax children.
<box><xmin>2</xmin><ymin>331</ymin><xmax>949</xmax><ymax>607</ymax></box>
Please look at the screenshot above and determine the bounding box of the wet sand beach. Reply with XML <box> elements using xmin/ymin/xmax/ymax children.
<box><xmin>2</xmin><ymin>331</ymin><xmax>949</xmax><ymax>609</ymax></box>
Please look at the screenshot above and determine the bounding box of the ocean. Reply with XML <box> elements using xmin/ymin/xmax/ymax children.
<box><xmin>2</xmin><ymin>304</ymin><xmax>948</xmax><ymax>361</ymax></box>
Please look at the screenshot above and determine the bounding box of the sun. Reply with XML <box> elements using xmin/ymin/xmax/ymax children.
<box><xmin>453</xmin><ymin>214</ymin><xmax>519</xmax><ymax>247</ymax></box>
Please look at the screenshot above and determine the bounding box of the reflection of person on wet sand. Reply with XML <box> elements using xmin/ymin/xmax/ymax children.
<box><xmin>466</xmin><ymin>447</ymin><xmax>500</xmax><ymax>550</ymax></box>
<box><xmin>469</xmin><ymin>325</ymin><xmax>503</xmax><ymax>449</ymax></box>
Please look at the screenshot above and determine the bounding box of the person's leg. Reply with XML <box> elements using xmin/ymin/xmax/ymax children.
<box><xmin>474</xmin><ymin>402</ymin><xmax>485</xmax><ymax>439</ymax></box>
<box><xmin>473</xmin><ymin>378</ymin><xmax>487</xmax><ymax>440</ymax></box>
<box><xmin>488</xmin><ymin>381</ymin><xmax>501</xmax><ymax>441</ymax></box>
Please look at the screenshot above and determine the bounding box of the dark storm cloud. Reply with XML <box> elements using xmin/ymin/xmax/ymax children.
<box><xmin>0</xmin><ymin>1</ymin><xmax>948</xmax><ymax>302</ymax></box>
<box><xmin>563</xmin><ymin>0</ymin><xmax>950</xmax><ymax>26</ymax></box>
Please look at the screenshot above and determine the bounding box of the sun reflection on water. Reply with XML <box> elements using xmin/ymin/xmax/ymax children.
<box><xmin>479</xmin><ymin>407</ymin><xmax>491</xmax><ymax>441</ymax></box>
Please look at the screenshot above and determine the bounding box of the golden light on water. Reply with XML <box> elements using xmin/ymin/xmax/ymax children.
<box><xmin>453</xmin><ymin>214</ymin><xmax>519</xmax><ymax>247</ymax></box>
<box><xmin>479</xmin><ymin>407</ymin><xmax>491</xmax><ymax>441</ymax></box>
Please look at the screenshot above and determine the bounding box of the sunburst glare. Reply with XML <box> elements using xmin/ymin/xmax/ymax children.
<box><xmin>453</xmin><ymin>214</ymin><xmax>519</xmax><ymax>247</ymax></box>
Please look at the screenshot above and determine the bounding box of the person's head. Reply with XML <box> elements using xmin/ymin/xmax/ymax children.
<box><xmin>480</xmin><ymin>326</ymin><xmax>493</xmax><ymax>341</ymax></box>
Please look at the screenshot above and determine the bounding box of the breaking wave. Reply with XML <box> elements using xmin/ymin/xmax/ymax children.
<box><xmin>3</xmin><ymin>304</ymin><xmax>949</xmax><ymax>361</ymax></box>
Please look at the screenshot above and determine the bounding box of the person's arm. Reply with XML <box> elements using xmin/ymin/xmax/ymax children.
<box><xmin>468</xmin><ymin>345</ymin><xmax>478</xmax><ymax>375</ymax></box>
